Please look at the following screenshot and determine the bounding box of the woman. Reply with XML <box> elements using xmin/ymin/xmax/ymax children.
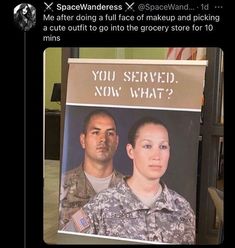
<box><xmin>67</xmin><ymin>116</ymin><xmax>195</xmax><ymax>244</ymax></box>
<box><xmin>14</xmin><ymin>3</ymin><xmax>36</xmax><ymax>31</ymax></box>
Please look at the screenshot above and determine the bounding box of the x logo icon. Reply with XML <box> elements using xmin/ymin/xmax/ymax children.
<box><xmin>44</xmin><ymin>2</ymin><xmax>53</xmax><ymax>12</ymax></box>
<box><xmin>125</xmin><ymin>2</ymin><xmax>135</xmax><ymax>12</ymax></box>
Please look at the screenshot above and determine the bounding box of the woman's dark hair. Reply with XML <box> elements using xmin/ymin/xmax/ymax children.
<box><xmin>14</xmin><ymin>3</ymin><xmax>36</xmax><ymax>31</ymax></box>
<box><xmin>128</xmin><ymin>116</ymin><xmax>168</xmax><ymax>147</ymax></box>
<box><xmin>15</xmin><ymin>3</ymin><xmax>31</xmax><ymax>18</ymax></box>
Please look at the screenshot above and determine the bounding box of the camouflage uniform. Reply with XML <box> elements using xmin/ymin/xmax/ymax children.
<box><xmin>72</xmin><ymin>178</ymin><xmax>195</xmax><ymax>244</ymax></box>
<box><xmin>58</xmin><ymin>164</ymin><xmax>123</xmax><ymax>230</ymax></box>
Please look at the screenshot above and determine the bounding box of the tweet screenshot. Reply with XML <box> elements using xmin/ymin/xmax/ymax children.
<box><xmin>18</xmin><ymin>0</ymin><xmax>224</xmax><ymax>246</ymax></box>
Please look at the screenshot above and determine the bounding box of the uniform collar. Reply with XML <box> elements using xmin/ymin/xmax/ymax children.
<box><xmin>116</xmin><ymin>178</ymin><xmax>177</xmax><ymax>213</ymax></box>
<box><xmin>77</xmin><ymin>163</ymin><xmax>123</xmax><ymax>193</ymax></box>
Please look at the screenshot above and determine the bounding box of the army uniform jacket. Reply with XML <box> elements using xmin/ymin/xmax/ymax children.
<box><xmin>59</xmin><ymin>164</ymin><xmax>123</xmax><ymax>230</ymax></box>
<box><xmin>75</xmin><ymin>178</ymin><xmax>195</xmax><ymax>244</ymax></box>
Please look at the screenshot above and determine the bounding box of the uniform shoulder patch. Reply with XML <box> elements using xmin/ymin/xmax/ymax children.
<box><xmin>72</xmin><ymin>208</ymin><xmax>90</xmax><ymax>232</ymax></box>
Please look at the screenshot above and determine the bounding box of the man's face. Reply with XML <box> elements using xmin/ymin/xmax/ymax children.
<box><xmin>80</xmin><ymin>114</ymin><xmax>119</xmax><ymax>164</ymax></box>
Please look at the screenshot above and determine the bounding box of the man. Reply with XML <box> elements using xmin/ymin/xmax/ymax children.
<box><xmin>67</xmin><ymin>116</ymin><xmax>195</xmax><ymax>244</ymax></box>
<box><xmin>59</xmin><ymin>109</ymin><xmax>123</xmax><ymax>230</ymax></box>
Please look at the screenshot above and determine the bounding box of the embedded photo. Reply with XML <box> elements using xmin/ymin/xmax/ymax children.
<box><xmin>43</xmin><ymin>48</ymin><xmax>224</xmax><ymax>245</ymax></box>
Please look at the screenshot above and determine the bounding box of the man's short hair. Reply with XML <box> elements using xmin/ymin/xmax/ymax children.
<box><xmin>82</xmin><ymin>109</ymin><xmax>117</xmax><ymax>134</ymax></box>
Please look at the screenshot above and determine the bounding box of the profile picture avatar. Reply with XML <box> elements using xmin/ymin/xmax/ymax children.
<box><xmin>14</xmin><ymin>3</ymin><xmax>36</xmax><ymax>31</ymax></box>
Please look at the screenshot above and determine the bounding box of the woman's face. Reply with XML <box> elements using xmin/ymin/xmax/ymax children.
<box><xmin>22</xmin><ymin>6</ymin><xmax>28</xmax><ymax>15</ymax></box>
<box><xmin>127</xmin><ymin>123</ymin><xmax>170</xmax><ymax>181</ymax></box>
